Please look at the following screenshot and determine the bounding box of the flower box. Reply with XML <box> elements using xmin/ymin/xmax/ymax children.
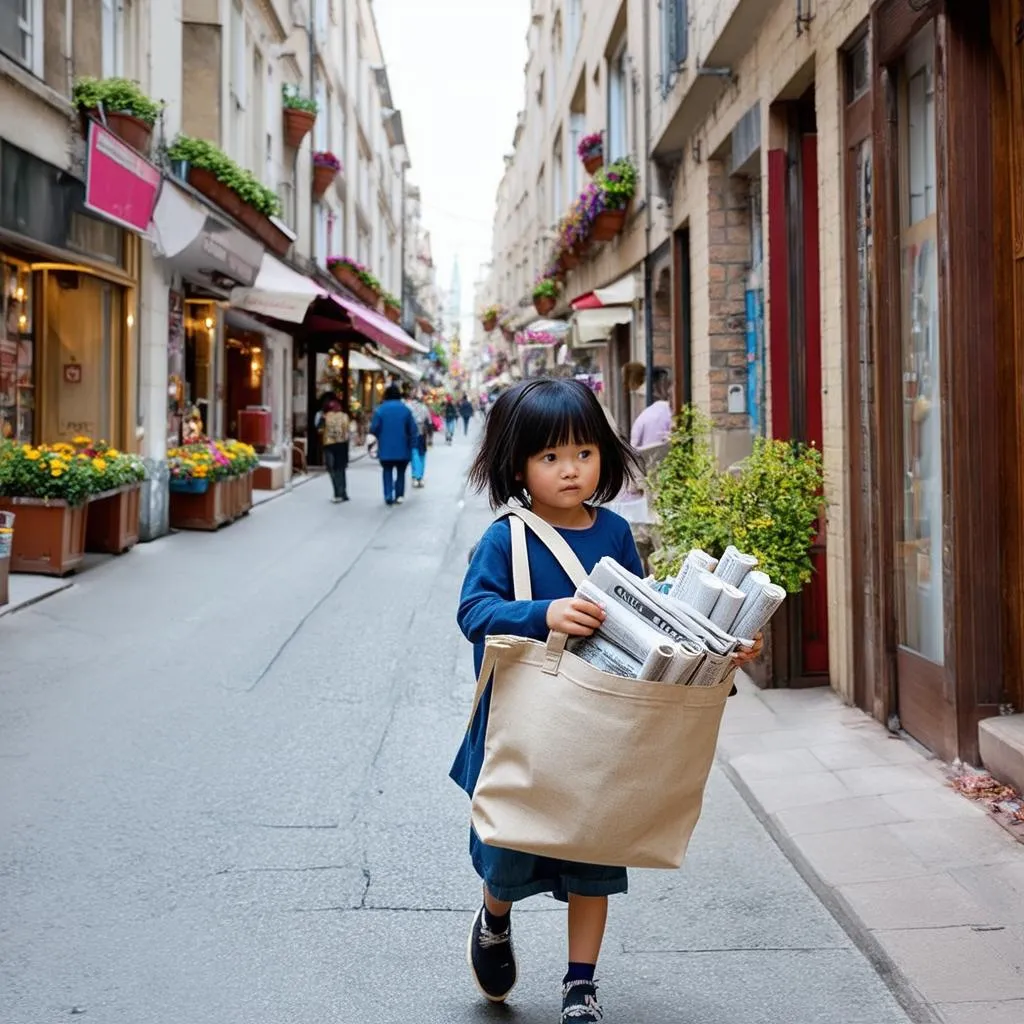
<box><xmin>169</xmin><ymin>477</ymin><xmax>210</xmax><ymax>495</ymax></box>
<box><xmin>237</xmin><ymin>203</ymin><xmax>292</xmax><ymax>257</ymax></box>
<box><xmin>331</xmin><ymin>263</ymin><xmax>362</xmax><ymax>295</ymax></box>
<box><xmin>86</xmin><ymin>110</ymin><xmax>153</xmax><ymax>153</ymax></box>
<box><xmin>534</xmin><ymin>295</ymin><xmax>556</xmax><ymax>316</ymax></box>
<box><xmin>284</xmin><ymin>108</ymin><xmax>316</xmax><ymax>148</ymax></box>
<box><xmin>384</xmin><ymin>305</ymin><xmax>400</xmax><ymax>323</ymax></box>
<box><xmin>188</xmin><ymin>166</ymin><xmax>248</xmax><ymax>221</ymax></box>
<box><xmin>85</xmin><ymin>484</ymin><xmax>141</xmax><ymax>555</ymax></box>
<box><xmin>0</xmin><ymin>497</ymin><xmax>87</xmax><ymax>577</ymax></box>
<box><xmin>169</xmin><ymin>478</ymin><xmax>229</xmax><ymax>531</ymax></box>
<box><xmin>591</xmin><ymin>203</ymin><xmax>630</xmax><ymax>242</ymax></box>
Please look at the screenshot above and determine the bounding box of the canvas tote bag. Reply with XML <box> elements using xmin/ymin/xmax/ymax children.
<box><xmin>468</xmin><ymin>505</ymin><xmax>734</xmax><ymax>870</ymax></box>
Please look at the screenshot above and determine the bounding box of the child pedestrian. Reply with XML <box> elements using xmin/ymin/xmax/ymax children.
<box><xmin>452</xmin><ymin>377</ymin><xmax>761</xmax><ymax>1022</ymax></box>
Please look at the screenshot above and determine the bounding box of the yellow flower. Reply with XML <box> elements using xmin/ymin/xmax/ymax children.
<box><xmin>51</xmin><ymin>468</ymin><xmax>63</xmax><ymax>478</ymax></box>
<box><xmin>91</xmin><ymin>458</ymin><xmax>108</xmax><ymax>472</ymax></box>
<box><xmin>105</xmin><ymin>448</ymin><xmax>120</xmax><ymax>458</ymax></box>
<box><xmin>73</xmin><ymin>435</ymin><xmax>92</xmax><ymax>446</ymax></box>
<box><xmin>24</xmin><ymin>449</ymin><xmax>41</xmax><ymax>461</ymax></box>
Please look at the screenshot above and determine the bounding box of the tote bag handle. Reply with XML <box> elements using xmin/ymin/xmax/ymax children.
<box><xmin>504</xmin><ymin>505</ymin><xmax>588</xmax><ymax>600</ymax></box>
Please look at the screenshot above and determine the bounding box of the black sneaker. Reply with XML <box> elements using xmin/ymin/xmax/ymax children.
<box><xmin>466</xmin><ymin>906</ymin><xmax>517</xmax><ymax>1003</ymax></box>
<box><xmin>561</xmin><ymin>980</ymin><xmax>603</xmax><ymax>1022</ymax></box>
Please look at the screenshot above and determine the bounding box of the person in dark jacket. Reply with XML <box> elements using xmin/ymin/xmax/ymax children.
<box><xmin>369</xmin><ymin>383</ymin><xmax>420</xmax><ymax>505</ymax></box>
<box><xmin>458</xmin><ymin>395</ymin><xmax>474</xmax><ymax>435</ymax></box>
<box><xmin>443</xmin><ymin>396</ymin><xmax>458</xmax><ymax>445</ymax></box>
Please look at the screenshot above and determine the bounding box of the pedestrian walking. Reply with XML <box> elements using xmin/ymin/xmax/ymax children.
<box><xmin>452</xmin><ymin>378</ymin><xmax>761</xmax><ymax>1022</ymax></box>
<box><xmin>444</xmin><ymin>396</ymin><xmax>458</xmax><ymax>445</ymax></box>
<box><xmin>629</xmin><ymin>366</ymin><xmax>674</xmax><ymax>449</ymax></box>
<box><xmin>405</xmin><ymin>388</ymin><xmax>431</xmax><ymax>488</ymax></box>
<box><xmin>459</xmin><ymin>394</ymin><xmax>474</xmax><ymax>435</ymax></box>
<box><xmin>369</xmin><ymin>383</ymin><xmax>419</xmax><ymax>506</ymax></box>
<box><xmin>321</xmin><ymin>398</ymin><xmax>350</xmax><ymax>503</ymax></box>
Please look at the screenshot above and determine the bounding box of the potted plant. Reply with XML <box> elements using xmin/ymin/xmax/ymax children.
<box><xmin>167</xmin><ymin>437</ymin><xmax>257</xmax><ymax>530</ymax></box>
<box><xmin>167</xmin><ymin>135</ymin><xmax>291</xmax><ymax>256</ymax></box>
<box><xmin>326</xmin><ymin>257</ymin><xmax>381</xmax><ymax>306</ymax></box>
<box><xmin>73</xmin><ymin>77</ymin><xmax>162</xmax><ymax>153</ymax></box>
<box><xmin>283</xmin><ymin>85</ymin><xmax>318</xmax><ymax>148</ymax></box>
<box><xmin>0</xmin><ymin>440</ymin><xmax>96</xmax><ymax>576</ymax></box>
<box><xmin>312</xmin><ymin>151</ymin><xmax>342</xmax><ymax>199</ymax></box>
<box><xmin>591</xmin><ymin>158</ymin><xmax>638</xmax><ymax>241</ymax></box>
<box><xmin>73</xmin><ymin>437</ymin><xmax>147</xmax><ymax>555</ymax></box>
<box><xmin>578</xmin><ymin>132</ymin><xmax>604</xmax><ymax>175</ymax></box>
<box><xmin>480</xmin><ymin>304</ymin><xmax>502</xmax><ymax>332</ymax></box>
<box><xmin>383</xmin><ymin>293</ymin><xmax>402</xmax><ymax>323</ymax></box>
<box><xmin>0</xmin><ymin>510</ymin><xmax>12</xmax><ymax>608</ymax></box>
<box><xmin>532</xmin><ymin>278</ymin><xmax>560</xmax><ymax>317</ymax></box>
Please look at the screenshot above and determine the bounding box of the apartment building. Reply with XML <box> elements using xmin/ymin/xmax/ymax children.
<box><xmin>1</xmin><ymin>0</ymin><xmax>428</xmax><ymax>540</ymax></box>
<box><xmin>485</xmin><ymin>0</ymin><xmax>1024</xmax><ymax>775</ymax></box>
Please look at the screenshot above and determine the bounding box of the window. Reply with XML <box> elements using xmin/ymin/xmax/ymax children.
<box><xmin>314</xmin><ymin>78</ymin><xmax>329</xmax><ymax>153</ymax></box>
<box><xmin>252</xmin><ymin>48</ymin><xmax>264</xmax><ymax>181</ymax></box>
<box><xmin>566</xmin><ymin>0</ymin><xmax>581</xmax><ymax>63</ymax></box>
<box><xmin>264</xmin><ymin>61</ymin><xmax>275</xmax><ymax>184</ymax></box>
<box><xmin>314</xmin><ymin>203</ymin><xmax>329</xmax><ymax>267</ymax></box>
<box><xmin>315</xmin><ymin>0</ymin><xmax>329</xmax><ymax>47</ymax></box>
<box><xmin>569</xmin><ymin>111</ymin><xmax>585</xmax><ymax>197</ymax></box>
<box><xmin>608</xmin><ymin>44</ymin><xmax>629</xmax><ymax>162</ymax></box>
<box><xmin>229</xmin><ymin>2</ymin><xmax>248</xmax><ymax>163</ymax></box>
<box><xmin>662</xmin><ymin>0</ymin><xmax>688</xmax><ymax>93</ymax></box>
<box><xmin>0</xmin><ymin>0</ymin><xmax>41</xmax><ymax>73</ymax></box>
<box><xmin>552</xmin><ymin>133</ymin><xmax>563</xmax><ymax>221</ymax></box>
<box><xmin>357</xmin><ymin>228</ymin><xmax>370</xmax><ymax>266</ymax></box>
<box><xmin>101</xmin><ymin>0</ymin><xmax>123</xmax><ymax>78</ymax></box>
<box><xmin>537</xmin><ymin>166</ymin><xmax>546</xmax><ymax>229</ymax></box>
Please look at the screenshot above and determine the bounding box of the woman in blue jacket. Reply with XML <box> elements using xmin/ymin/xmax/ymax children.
<box><xmin>369</xmin><ymin>383</ymin><xmax>420</xmax><ymax>505</ymax></box>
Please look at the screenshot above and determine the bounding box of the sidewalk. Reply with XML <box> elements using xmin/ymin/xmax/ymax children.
<box><xmin>719</xmin><ymin>676</ymin><xmax>1024</xmax><ymax>1024</ymax></box>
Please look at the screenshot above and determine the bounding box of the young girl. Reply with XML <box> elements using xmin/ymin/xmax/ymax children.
<box><xmin>452</xmin><ymin>378</ymin><xmax>758</xmax><ymax>1023</ymax></box>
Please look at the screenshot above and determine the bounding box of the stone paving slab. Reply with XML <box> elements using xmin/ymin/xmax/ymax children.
<box><xmin>720</xmin><ymin>676</ymin><xmax>1024</xmax><ymax>1024</ymax></box>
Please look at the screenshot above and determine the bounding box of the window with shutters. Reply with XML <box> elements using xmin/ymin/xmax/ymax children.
<box><xmin>661</xmin><ymin>0</ymin><xmax>688</xmax><ymax>95</ymax></box>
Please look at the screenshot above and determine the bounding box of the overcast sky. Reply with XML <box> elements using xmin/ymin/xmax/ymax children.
<box><xmin>372</xmin><ymin>0</ymin><xmax>530</xmax><ymax>337</ymax></box>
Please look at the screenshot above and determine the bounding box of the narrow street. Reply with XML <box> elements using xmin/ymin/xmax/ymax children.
<box><xmin>0</xmin><ymin>431</ymin><xmax>912</xmax><ymax>1024</ymax></box>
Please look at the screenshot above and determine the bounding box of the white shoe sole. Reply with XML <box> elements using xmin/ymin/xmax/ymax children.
<box><xmin>466</xmin><ymin>907</ymin><xmax>517</xmax><ymax>1004</ymax></box>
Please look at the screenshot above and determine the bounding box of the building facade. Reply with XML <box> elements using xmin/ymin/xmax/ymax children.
<box><xmin>483</xmin><ymin>0</ymin><xmax>1024</xmax><ymax>769</ymax></box>
<box><xmin>2</xmin><ymin>0</ymin><xmax>428</xmax><ymax>539</ymax></box>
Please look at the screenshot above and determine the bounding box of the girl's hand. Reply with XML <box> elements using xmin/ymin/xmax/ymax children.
<box><xmin>546</xmin><ymin>597</ymin><xmax>606</xmax><ymax>636</ymax></box>
<box><xmin>732</xmin><ymin>632</ymin><xmax>764</xmax><ymax>667</ymax></box>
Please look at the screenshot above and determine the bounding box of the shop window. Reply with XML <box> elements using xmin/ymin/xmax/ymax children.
<box><xmin>0</xmin><ymin>260</ymin><xmax>35</xmax><ymax>443</ymax></box>
<box><xmin>184</xmin><ymin>301</ymin><xmax>216</xmax><ymax>437</ymax></box>
<box><xmin>895</xmin><ymin>24</ymin><xmax>943</xmax><ymax>664</ymax></box>
<box><xmin>608</xmin><ymin>42</ymin><xmax>629</xmax><ymax>162</ymax></box>
<box><xmin>0</xmin><ymin>0</ymin><xmax>43</xmax><ymax>76</ymax></box>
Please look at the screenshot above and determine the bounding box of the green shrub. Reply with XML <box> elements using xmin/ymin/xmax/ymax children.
<box><xmin>533</xmin><ymin>278</ymin><xmax>560</xmax><ymax>300</ymax></box>
<box><xmin>72</xmin><ymin>77</ymin><xmax>163</xmax><ymax>126</ymax></box>
<box><xmin>167</xmin><ymin>135</ymin><xmax>281</xmax><ymax>218</ymax></box>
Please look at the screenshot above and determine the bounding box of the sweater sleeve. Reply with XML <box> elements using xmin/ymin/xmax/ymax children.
<box><xmin>458</xmin><ymin>522</ymin><xmax>552</xmax><ymax>643</ymax></box>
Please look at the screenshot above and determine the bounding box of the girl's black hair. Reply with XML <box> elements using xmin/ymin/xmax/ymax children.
<box><xmin>467</xmin><ymin>377</ymin><xmax>645</xmax><ymax>509</ymax></box>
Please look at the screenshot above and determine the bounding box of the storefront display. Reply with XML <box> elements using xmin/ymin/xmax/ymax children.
<box><xmin>0</xmin><ymin>260</ymin><xmax>34</xmax><ymax>443</ymax></box>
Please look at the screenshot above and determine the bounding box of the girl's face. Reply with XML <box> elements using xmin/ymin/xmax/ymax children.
<box><xmin>523</xmin><ymin>440</ymin><xmax>602</xmax><ymax>511</ymax></box>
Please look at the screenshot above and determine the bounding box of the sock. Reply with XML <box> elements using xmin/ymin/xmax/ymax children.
<box><xmin>483</xmin><ymin>905</ymin><xmax>510</xmax><ymax>934</ymax></box>
<box><xmin>564</xmin><ymin>962</ymin><xmax>596</xmax><ymax>985</ymax></box>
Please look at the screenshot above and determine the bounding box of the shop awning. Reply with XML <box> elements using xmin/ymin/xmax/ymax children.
<box><xmin>371</xmin><ymin>348</ymin><xmax>424</xmax><ymax>382</ymax></box>
<box><xmin>148</xmin><ymin>181</ymin><xmax>262</xmax><ymax>288</ymax></box>
<box><xmin>230</xmin><ymin>253</ymin><xmax>327</xmax><ymax>323</ymax></box>
<box><xmin>332</xmin><ymin>295</ymin><xmax>429</xmax><ymax>356</ymax></box>
<box><xmin>349</xmin><ymin>350</ymin><xmax>383</xmax><ymax>372</ymax></box>
<box><xmin>571</xmin><ymin>273</ymin><xmax>637</xmax><ymax>310</ymax></box>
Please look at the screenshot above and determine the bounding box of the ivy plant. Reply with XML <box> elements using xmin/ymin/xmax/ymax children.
<box><xmin>167</xmin><ymin>135</ymin><xmax>281</xmax><ymax>218</ymax></box>
<box><xmin>72</xmin><ymin>77</ymin><xmax>163</xmax><ymax>126</ymax></box>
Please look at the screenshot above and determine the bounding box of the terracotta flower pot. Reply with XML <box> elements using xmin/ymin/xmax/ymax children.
<box><xmin>312</xmin><ymin>163</ymin><xmax>338</xmax><ymax>200</ymax></box>
<box><xmin>85</xmin><ymin>484</ymin><xmax>141</xmax><ymax>555</ymax></box>
<box><xmin>331</xmin><ymin>264</ymin><xmax>362</xmax><ymax>295</ymax></box>
<box><xmin>534</xmin><ymin>295</ymin><xmax>556</xmax><ymax>316</ymax></box>
<box><xmin>169</xmin><ymin>479</ymin><xmax>229</xmax><ymax>531</ymax></box>
<box><xmin>591</xmin><ymin>204</ymin><xmax>630</xmax><ymax>242</ymax></box>
<box><xmin>284</xmin><ymin>108</ymin><xmax>316</xmax><ymax>148</ymax></box>
<box><xmin>188</xmin><ymin>167</ymin><xmax>247</xmax><ymax>221</ymax></box>
<box><xmin>89</xmin><ymin>110</ymin><xmax>154</xmax><ymax>154</ymax></box>
<box><xmin>482</xmin><ymin>315</ymin><xmax>498</xmax><ymax>332</ymax></box>
<box><xmin>0</xmin><ymin>497</ymin><xmax>87</xmax><ymax>577</ymax></box>
<box><xmin>583</xmin><ymin>153</ymin><xmax>604</xmax><ymax>176</ymax></box>
<box><xmin>562</xmin><ymin>250</ymin><xmax>579</xmax><ymax>270</ymax></box>
<box><xmin>385</xmin><ymin>305</ymin><xmax>400</xmax><ymax>323</ymax></box>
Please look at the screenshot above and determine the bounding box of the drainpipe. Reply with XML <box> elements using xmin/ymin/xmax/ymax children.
<box><xmin>65</xmin><ymin>0</ymin><xmax>73</xmax><ymax>95</ymax></box>
<box><xmin>641</xmin><ymin>0</ymin><xmax>654</xmax><ymax>405</ymax></box>
<box><xmin>308</xmin><ymin>3</ymin><xmax>317</xmax><ymax>251</ymax></box>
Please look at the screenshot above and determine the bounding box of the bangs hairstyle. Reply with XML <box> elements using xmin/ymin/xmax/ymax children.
<box><xmin>468</xmin><ymin>377</ymin><xmax>645</xmax><ymax>509</ymax></box>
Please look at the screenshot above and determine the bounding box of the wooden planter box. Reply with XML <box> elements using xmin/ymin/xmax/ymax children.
<box><xmin>331</xmin><ymin>264</ymin><xmax>362</xmax><ymax>295</ymax></box>
<box><xmin>85</xmin><ymin>484</ymin><xmax>142</xmax><ymax>555</ymax></box>
<box><xmin>0</xmin><ymin>497</ymin><xmax>87</xmax><ymax>577</ymax></box>
<box><xmin>0</xmin><ymin>556</ymin><xmax>8</xmax><ymax>607</ymax></box>
<box><xmin>83</xmin><ymin>110</ymin><xmax>153</xmax><ymax>153</ymax></box>
<box><xmin>188</xmin><ymin>168</ymin><xmax>290</xmax><ymax>256</ymax></box>
<box><xmin>384</xmin><ymin>305</ymin><xmax>400</xmax><ymax>323</ymax></box>
<box><xmin>169</xmin><ymin>479</ymin><xmax>229</xmax><ymax>531</ymax></box>
<box><xmin>534</xmin><ymin>295</ymin><xmax>556</xmax><ymax>316</ymax></box>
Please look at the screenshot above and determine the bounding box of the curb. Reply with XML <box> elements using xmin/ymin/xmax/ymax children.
<box><xmin>0</xmin><ymin>579</ymin><xmax>75</xmax><ymax>620</ymax></box>
<box><xmin>718</xmin><ymin>756</ymin><xmax>945</xmax><ymax>1024</ymax></box>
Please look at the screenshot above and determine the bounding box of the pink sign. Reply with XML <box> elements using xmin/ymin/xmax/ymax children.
<box><xmin>84</xmin><ymin>122</ymin><xmax>162</xmax><ymax>234</ymax></box>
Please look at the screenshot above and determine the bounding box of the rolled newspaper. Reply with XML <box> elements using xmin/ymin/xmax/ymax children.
<box><xmin>568</xmin><ymin>634</ymin><xmax>642</xmax><ymax>678</ymax></box>
<box><xmin>710</xmin><ymin>583</ymin><xmax>746</xmax><ymax>632</ymax></box>
<box><xmin>663</xmin><ymin>640</ymin><xmax>705</xmax><ymax>685</ymax></box>
<box><xmin>575</xmin><ymin>579</ymin><xmax>668</xmax><ymax>663</ymax></box>
<box><xmin>638</xmin><ymin>643</ymin><xmax>678</xmax><ymax>682</ymax></box>
<box><xmin>714</xmin><ymin>545</ymin><xmax>759</xmax><ymax>587</ymax></box>
<box><xmin>739</xmin><ymin>569</ymin><xmax>771</xmax><ymax>597</ymax></box>
<box><xmin>668</xmin><ymin>549</ymin><xmax>717</xmax><ymax>601</ymax></box>
<box><xmin>732</xmin><ymin>581</ymin><xmax>786</xmax><ymax>640</ymax></box>
<box><xmin>686</xmin><ymin>570</ymin><xmax>725</xmax><ymax>617</ymax></box>
<box><xmin>689</xmin><ymin>650</ymin><xmax>734</xmax><ymax>688</ymax></box>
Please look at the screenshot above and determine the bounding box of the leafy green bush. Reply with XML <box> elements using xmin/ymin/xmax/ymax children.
<box><xmin>533</xmin><ymin>278</ymin><xmax>560</xmax><ymax>300</ymax></box>
<box><xmin>595</xmin><ymin>157</ymin><xmax>638</xmax><ymax>211</ymax></box>
<box><xmin>73</xmin><ymin>77</ymin><xmax>163</xmax><ymax>126</ymax></box>
<box><xmin>167</xmin><ymin>135</ymin><xmax>281</xmax><ymax>218</ymax></box>
<box><xmin>282</xmin><ymin>85</ymin><xmax>318</xmax><ymax>114</ymax></box>
<box><xmin>650</xmin><ymin>406</ymin><xmax>824</xmax><ymax>593</ymax></box>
